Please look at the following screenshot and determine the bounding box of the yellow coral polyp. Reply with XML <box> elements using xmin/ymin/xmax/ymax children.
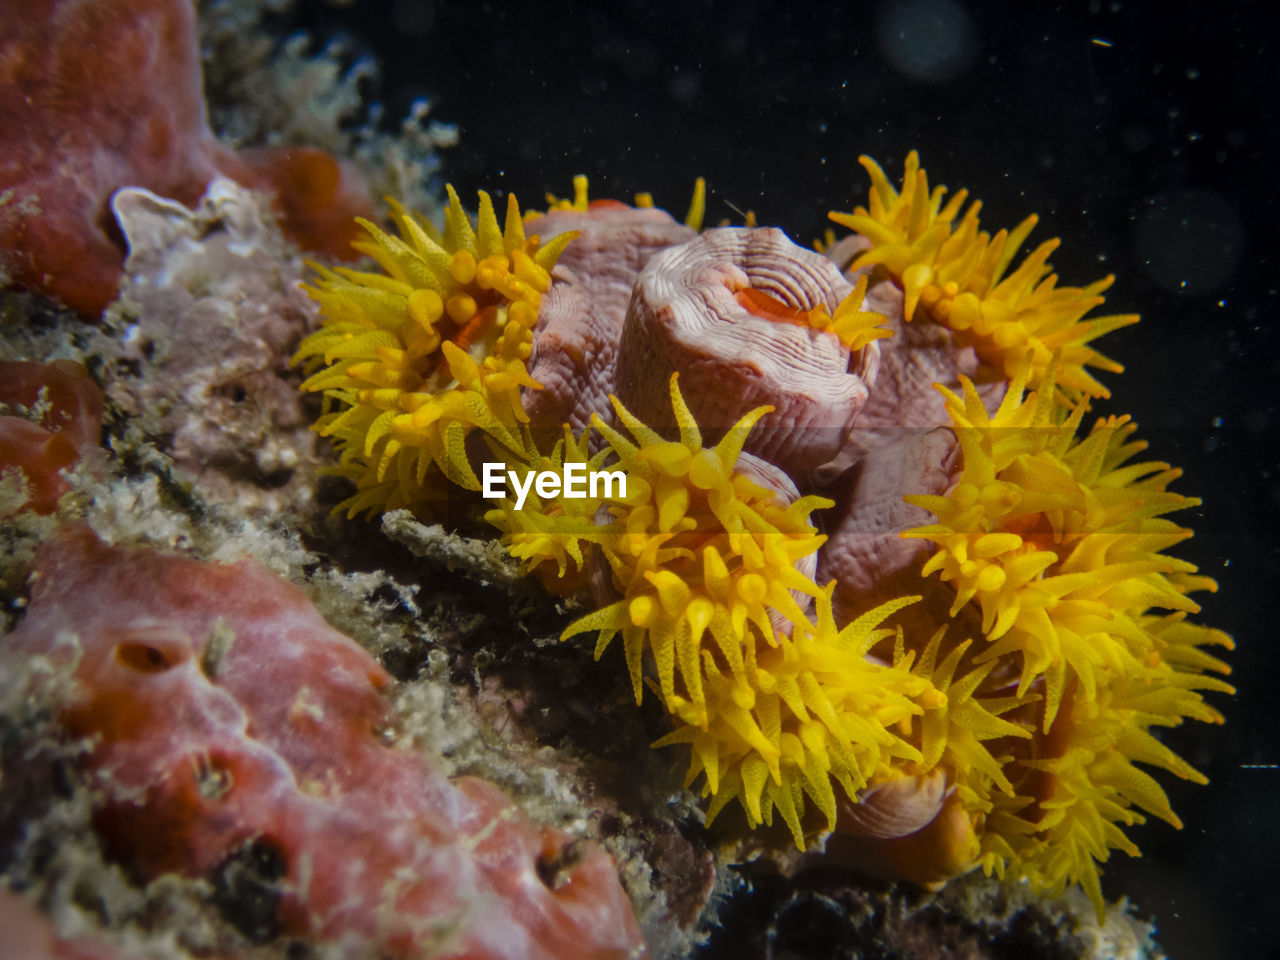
<box><xmin>293</xmin><ymin>186</ymin><xmax>577</xmax><ymax>513</ymax></box>
<box><xmin>543</xmin><ymin>174</ymin><xmax>594</xmax><ymax>213</ymax></box>
<box><xmin>1009</xmin><ymin>619</ymin><xmax>1234</xmax><ymax>919</ymax></box>
<box><xmin>543</xmin><ymin>174</ymin><xmax>708</xmax><ymax>230</ymax></box>
<box><xmin>807</xmin><ymin>275</ymin><xmax>894</xmax><ymax>353</ymax></box>
<box><xmin>482</xmin><ymin>424</ymin><xmax>614</xmax><ymax>592</ymax></box>
<box><xmin>559</xmin><ymin>374</ymin><xmax>832</xmax><ymax>716</ymax></box>
<box><xmin>890</xmin><ymin>628</ymin><xmax>1033</xmax><ymax>812</ymax></box>
<box><xmin>829</xmin><ymin>151</ymin><xmax>1138</xmax><ymax>400</ymax></box>
<box><xmin>904</xmin><ymin>362</ymin><xmax>1216</xmax><ymax>730</ymax></box>
<box><xmin>296</xmin><ymin>159</ymin><xmax>1234</xmax><ymax>923</ymax></box>
<box><xmin>656</xmin><ymin>590</ymin><xmax>934</xmax><ymax>847</ymax></box>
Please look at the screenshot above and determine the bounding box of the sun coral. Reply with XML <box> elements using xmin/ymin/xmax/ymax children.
<box><xmin>818</xmin><ymin>272</ymin><xmax>1005</xmax><ymax>469</ymax></box>
<box><xmin>553</xmin><ymin>374</ymin><xmax>833</xmax><ymax>716</ymax></box>
<box><xmin>486</xmin><ymin>376</ymin><xmax>963</xmax><ymax>852</ymax></box>
<box><xmin>902</xmin><ymin>363</ymin><xmax>1215</xmax><ymax>730</ymax></box>
<box><xmin>497</xmin><ymin>377</ymin><xmax>948</xmax><ymax>850</ymax></box>
<box><xmin>3</xmin><ymin>526</ymin><xmax>647</xmax><ymax>959</ymax></box>
<box><xmin>872</xmin><ymin>360</ymin><xmax>1236</xmax><ymax>917</ymax></box>
<box><xmin>1000</xmin><ymin>614</ymin><xmax>1234</xmax><ymax>917</ymax></box>
<box><xmin>829</xmin><ymin>151</ymin><xmax>1138</xmax><ymax>400</ymax></box>
<box><xmin>301</xmin><ymin>159</ymin><xmax>1233</xmax><ymax>924</ymax></box>
<box><xmin>482</xmin><ymin>423</ymin><xmax>612</xmax><ymax>593</ymax></box>
<box><xmin>294</xmin><ymin>186</ymin><xmax>576</xmax><ymax>515</ymax></box>
<box><xmin>655</xmin><ymin>590</ymin><xmax>934</xmax><ymax>848</ymax></box>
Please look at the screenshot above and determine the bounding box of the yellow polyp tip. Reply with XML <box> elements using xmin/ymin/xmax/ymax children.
<box><xmin>629</xmin><ymin>595</ymin><xmax>658</xmax><ymax>627</ymax></box>
<box><xmin>684</xmin><ymin>177</ymin><xmax>706</xmax><ymax>232</ymax></box>
<box><xmin>647</xmin><ymin>569</ymin><xmax>691</xmax><ymax>615</ymax></box>
<box><xmin>920</xmin><ymin>688</ymin><xmax>948</xmax><ymax>710</ymax></box>
<box><xmin>449</xmin><ymin>250</ymin><xmax>478</xmax><ymax>285</ymax></box>
<box><xmin>446</xmin><ymin>293</ymin><xmax>478</xmax><ymax>325</ymax></box>
<box><xmin>408</xmin><ymin>288</ymin><xmax>444</xmax><ymax>326</ymax></box>
<box><xmin>569</xmin><ymin>174</ymin><xmax>589</xmax><ymax>210</ymax></box>
<box><xmin>736</xmin><ymin>573</ymin><xmax>768</xmax><ymax>606</ymax></box>
<box><xmin>687</xmin><ymin>597</ymin><xmax>714</xmax><ymax>636</ymax></box>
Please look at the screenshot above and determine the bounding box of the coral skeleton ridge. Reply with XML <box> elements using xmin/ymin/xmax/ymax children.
<box><xmin>291</xmin><ymin>152</ymin><xmax>1232</xmax><ymax>924</ymax></box>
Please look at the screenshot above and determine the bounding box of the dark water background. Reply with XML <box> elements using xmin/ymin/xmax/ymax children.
<box><xmin>275</xmin><ymin>1</ymin><xmax>1279</xmax><ymax>956</ymax></box>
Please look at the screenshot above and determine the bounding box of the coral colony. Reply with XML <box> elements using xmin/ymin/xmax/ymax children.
<box><xmin>293</xmin><ymin>152</ymin><xmax>1234</xmax><ymax>922</ymax></box>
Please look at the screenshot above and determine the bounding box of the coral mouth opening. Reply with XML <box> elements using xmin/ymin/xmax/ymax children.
<box><xmin>418</xmin><ymin>303</ymin><xmax>505</xmax><ymax>392</ymax></box>
<box><xmin>734</xmin><ymin>286</ymin><xmax>810</xmax><ymax>326</ymax></box>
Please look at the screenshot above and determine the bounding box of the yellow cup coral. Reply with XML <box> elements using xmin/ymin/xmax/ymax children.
<box><xmin>829</xmin><ymin>151</ymin><xmax>1139</xmax><ymax>401</ymax></box>
<box><xmin>890</xmin><ymin>359</ymin><xmax>1233</xmax><ymax>918</ymax></box>
<box><xmin>555</xmin><ymin>373</ymin><xmax>832</xmax><ymax>715</ymax></box>
<box><xmin>902</xmin><ymin>362</ymin><xmax>1216</xmax><ymax>731</ymax></box>
<box><xmin>997</xmin><ymin>614</ymin><xmax>1233</xmax><ymax>916</ymax></box>
<box><xmin>887</xmin><ymin>627</ymin><xmax>1034</xmax><ymax>832</ymax></box>
<box><xmin>481</xmin><ymin>423</ymin><xmax>613</xmax><ymax>593</ymax></box>
<box><xmin>656</xmin><ymin>589</ymin><xmax>935</xmax><ymax>847</ymax></box>
<box><xmin>294</xmin><ymin>186</ymin><xmax>576</xmax><ymax>515</ymax></box>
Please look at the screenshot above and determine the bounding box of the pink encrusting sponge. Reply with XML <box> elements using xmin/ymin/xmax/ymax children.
<box><xmin>3</xmin><ymin>526</ymin><xmax>646</xmax><ymax>959</ymax></box>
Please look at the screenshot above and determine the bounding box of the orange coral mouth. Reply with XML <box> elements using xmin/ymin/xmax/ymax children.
<box><xmin>734</xmin><ymin>287</ymin><xmax>809</xmax><ymax>326</ymax></box>
<box><xmin>414</xmin><ymin>304</ymin><xmax>502</xmax><ymax>392</ymax></box>
<box><xmin>449</xmin><ymin>304</ymin><xmax>501</xmax><ymax>355</ymax></box>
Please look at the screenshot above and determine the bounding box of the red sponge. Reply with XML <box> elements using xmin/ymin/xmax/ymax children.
<box><xmin>0</xmin><ymin>0</ymin><xmax>373</xmax><ymax>317</ymax></box>
<box><xmin>5</xmin><ymin>527</ymin><xmax>647</xmax><ymax>958</ymax></box>
<box><xmin>0</xmin><ymin>360</ymin><xmax>103</xmax><ymax>513</ymax></box>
